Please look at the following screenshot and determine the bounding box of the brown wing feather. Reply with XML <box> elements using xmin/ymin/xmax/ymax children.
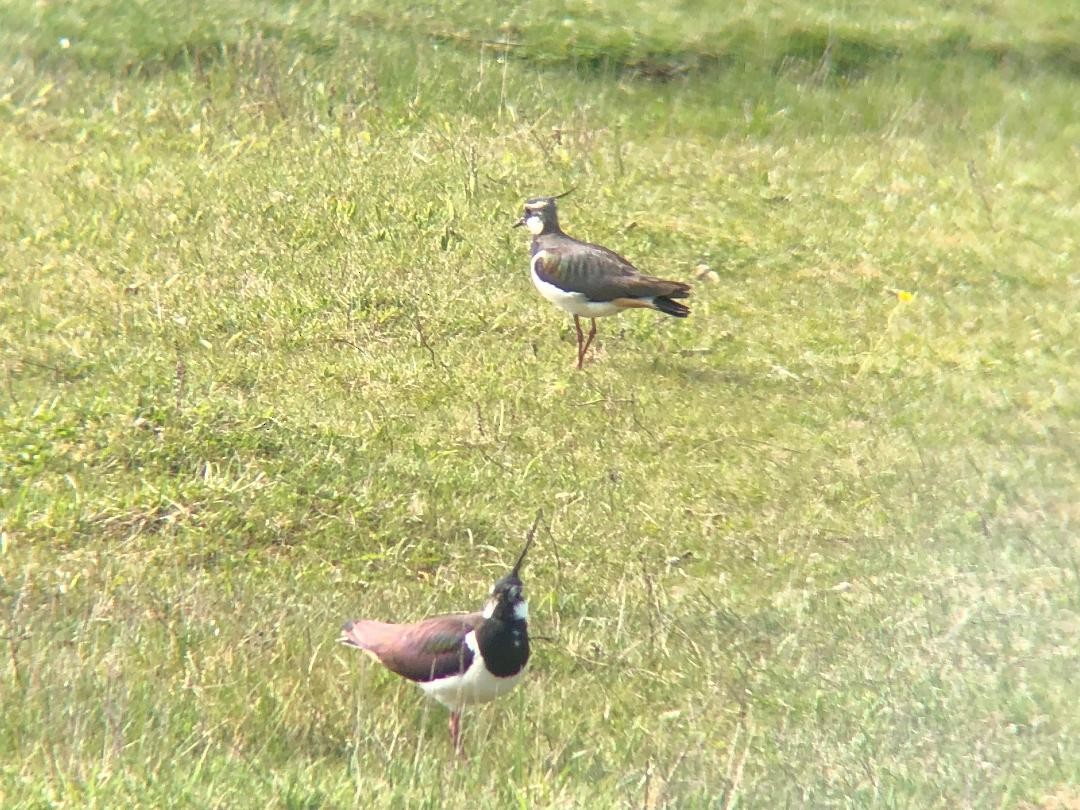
<box><xmin>341</xmin><ymin>612</ymin><xmax>484</xmax><ymax>683</ymax></box>
<box><xmin>538</xmin><ymin>241</ymin><xmax>691</xmax><ymax>303</ymax></box>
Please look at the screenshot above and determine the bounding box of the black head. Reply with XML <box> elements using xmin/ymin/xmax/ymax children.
<box><xmin>482</xmin><ymin>513</ymin><xmax>539</xmax><ymax>624</ymax></box>
<box><xmin>512</xmin><ymin>190</ymin><xmax>573</xmax><ymax>235</ymax></box>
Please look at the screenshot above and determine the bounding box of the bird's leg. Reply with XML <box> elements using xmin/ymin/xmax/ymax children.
<box><xmin>580</xmin><ymin>318</ymin><xmax>598</xmax><ymax>364</ymax></box>
<box><xmin>573</xmin><ymin>315</ymin><xmax>586</xmax><ymax>370</ymax></box>
<box><xmin>449</xmin><ymin>711</ymin><xmax>463</xmax><ymax>757</ymax></box>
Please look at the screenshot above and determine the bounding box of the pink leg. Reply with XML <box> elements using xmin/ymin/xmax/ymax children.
<box><xmin>573</xmin><ymin>316</ymin><xmax>586</xmax><ymax>369</ymax></box>
<box><xmin>449</xmin><ymin>711</ymin><xmax>463</xmax><ymax>757</ymax></box>
<box><xmin>580</xmin><ymin>318</ymin><xmax>598</xmax><ymax>363</ymax></box>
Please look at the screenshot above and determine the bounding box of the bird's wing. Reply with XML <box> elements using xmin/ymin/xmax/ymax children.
<box><xmin>534</xmin><ymin>240</ymin><xmax>691</xmax><ymax>302</ymax></box>
<box><xmin>341</xmin><ymin>612</ymin><xmax>484</xmax><ymax>683</ymax></box>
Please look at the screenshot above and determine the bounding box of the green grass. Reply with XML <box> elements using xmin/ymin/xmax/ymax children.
<box><xmin>2</xmin><ymin>0</ymin><xmax>1079</xmax><ymax>806</ymax></box>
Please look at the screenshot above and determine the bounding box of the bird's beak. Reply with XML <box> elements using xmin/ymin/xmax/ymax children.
<box><xmin>512</xmin><ymin>216</ymin><xmax>525</xmax><ymax>229</ymax></box>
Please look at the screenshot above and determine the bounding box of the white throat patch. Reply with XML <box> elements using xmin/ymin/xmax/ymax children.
<box><xmin>481</xmin><ymin>599</ymin><xmax>528</xmax><ymax>621</ymax></box>
<box><xmin>525</xmin><ymin>215</ymin><xmax>544</xmax><ymax>235</ymax></box>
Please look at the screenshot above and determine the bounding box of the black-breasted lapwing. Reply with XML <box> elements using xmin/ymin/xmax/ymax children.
<box><xmin>340</xmin><ymin>517</ymin><xmax>537</xmax><ymax>756</ymax></box>
<box><xmin>514</xmin><ymin>194</ymin><xmax>691</xmax><ymax>369</ymax></box>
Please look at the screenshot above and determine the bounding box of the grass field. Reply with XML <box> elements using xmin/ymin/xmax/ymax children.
<box><xmin>2</xmin><ymin>0</ymin><xmax>1079</xmax><ymax>806</ymax></box>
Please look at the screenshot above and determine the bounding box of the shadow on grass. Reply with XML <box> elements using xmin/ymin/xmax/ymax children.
<box><xmin>511</xmin><ymin>25</ymin><xmax>1080</xmax><ymax>84</ymax></box>
<box><xmin>617</xmin><ymin>352</ymin><xmax>753</xmax><ymax>388</ymax></box>
<box><xmin>16</xmin><ymin>12</ymin><xmax>1080</xmax><ymax>85</ymax></box>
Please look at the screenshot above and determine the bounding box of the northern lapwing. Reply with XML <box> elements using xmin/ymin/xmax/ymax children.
<box><xmin>340</xmin><ymin>517</ymin><xmax>537</xmax><ymax>756</ymax></box>
<box><xmin>514</xmin><ymin>193</ymin><xmax>691</xmax><ymax>369</ymax></box>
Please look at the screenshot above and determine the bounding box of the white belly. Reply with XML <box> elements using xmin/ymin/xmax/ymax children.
<box><xmin>417</xmin><ymin>631</ymin><xmax>526</xmax><ymax>711</ymax></box>
<box><xmin>531</xmin><ymin>254</ymin><xmax>622</xmax><ymax>318</ymax></box>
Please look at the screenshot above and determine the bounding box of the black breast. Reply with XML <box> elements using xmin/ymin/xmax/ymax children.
<box><xmin>474</xmin><ymin>618</ymin><xmax>530</xmax><ymax>678</ymax></box>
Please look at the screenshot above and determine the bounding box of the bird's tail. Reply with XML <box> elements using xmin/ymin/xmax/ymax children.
<box><xmin>653</xmin><ymin>296</ymin><xmax>690</xmax><ymax>318</ymax></box>
<box><xmin>340</xmin><ymin>620</ymin><xmax>374</xmax><ymax>650</ymax></box>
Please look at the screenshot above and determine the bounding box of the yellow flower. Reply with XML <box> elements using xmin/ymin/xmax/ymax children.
<box><xmin>897</xmin><ymin>290</ymin><xmax>914</xmax><ymax>303</ymax></box>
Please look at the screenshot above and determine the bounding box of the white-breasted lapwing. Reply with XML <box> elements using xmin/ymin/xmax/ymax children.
<box><xmin>340</xmin><ymin>517</ymin><xmax>537</xmax><ymax>756</ymax></box>
<box><xmin>514</xmin><ymin>194</ymin><xmax>691</xmax><ymax>369</ymax></box>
